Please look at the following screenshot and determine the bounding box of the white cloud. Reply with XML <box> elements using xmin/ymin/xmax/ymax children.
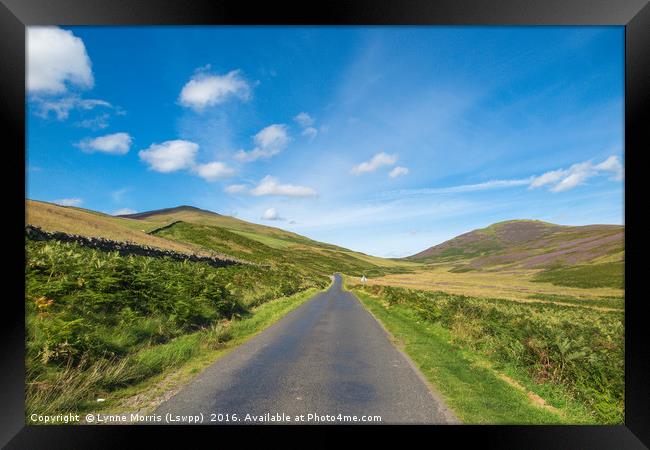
<box><xmin>53</xmin><ymin>198</ymin><xmax>83</xmax><ymax>207</ymax></box>
<box><xmin>261</xmin><ymin>208</ymin><xmax>285</xmax><ymax>221</ymax></box>
<box><xmin>389</xmin><ymin>166</ymin><xmax>409</xmax><ymax>178</ymax></box>
<box><xmin>530</xmin><ymin>156</ymin><xmax>624</xmax><ymax>193</ymax></box>
<box><xmin>250</xmin><ymin>176</ymin><xmax>317</xmax><ymax>197</ymax></box>
<box><xmin>254</xmin><ymin>124</ymin><xmax>290</xmax><ymax>149</ymax></box>
<box><xmin>112</xmin><ymin>208</ymin><xmax>137</xmax><ymax>215</ymax></box>
<box><xmin>351</xmin><ymin>152</ymin><xmax>398</xmax><ymax>175</ymax></box>
<box><xmin>76</xmin><ymin>132</ymin><xmax>132</xmax><ymax>155</ymax></box>
<box><xmin>385</xmin><ymin>155</ymin><xmax>624</xmax><ymax>199</ymax></box>
<box><xmin>528</xmin><ymin>169</ymin><xmax>565</xmax><ymax>189</ymax></box>
<box><xmin>27</xmin><ymin>27</ymin><xmax>93</xmax><ymax>94</ymax></box>
<box><xmin>139</xmin><ymin>140</ymin><xmax>198</xmax><ymax>173</ymax></box>
<box><xmin>302</xmin><ymin>127</ymin><xmax>318</xmax><ymax>139</ymax></box>
<box><xmin>595</xmin><ymin>155</ymin><xmax>624</xmax><ymax>180</ymax></box>
<box><xmin>179</xmin><ymin>69</ymin><xmax>251</xmax><ymax>111</ymax></box>
<box><xmin>234</xmin><ymin>124</ymin><xmax>290</xmax><ymax>162</ymax></box>
<box><xmin>551</xmin><ymin>172</ymin><xmax>589</xmax><ymax>193</ymax></box>
<box><xmin>34</xmin><ymin>96</ymin><xmax>111</xmax><ymax>120</ymax></box>
<box><xmin>294</xmin><ymin>112</ymin><xmax>315</xmax><ymax>127</ymax></box>
<box><xmin>225</xmin><ymin>184</ymin><xmax>247</xmax><ymax>193</ymax></box>
<box><xmin>138</xmin><ymin>139</ymin><xmax>236</xmax><ymax>183</ymax></box>
<box><xmin>193</xmin><ymin>161</ymin><xmax>236</xmax><ymax>181</ymax></box>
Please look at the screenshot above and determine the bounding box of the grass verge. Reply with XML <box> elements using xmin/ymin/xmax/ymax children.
<box><xmin>27</xmin><ymin>287</ymin><xmax>323</xmax><ymax>423</ymax></box>
<box><xmin>351</xmin><ymin>288</ymin><xmax>599</xmax><ymax>424</ymax></box>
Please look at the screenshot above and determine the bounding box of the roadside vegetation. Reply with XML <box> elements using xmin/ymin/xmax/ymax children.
<box><xmin>350</xmin><ymin>283</ymin><xmax>624</xmax><ymax>424</ymax></box>
<box><xmin>25</xmin><ymin>239</ymin><xmax>327</xmax><ymax>418</ymax></box>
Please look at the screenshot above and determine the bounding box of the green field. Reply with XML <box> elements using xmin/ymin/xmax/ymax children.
<box><xmin>532</xmin><ymin>262</ymin><xmax>624</xmax><ymax>289</ymax></box>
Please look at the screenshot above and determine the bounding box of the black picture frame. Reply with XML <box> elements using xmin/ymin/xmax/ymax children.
<box><xmin>2</xmin><ymin>0</ymin><xmax>648</xmax><ymax>447</ymax></box>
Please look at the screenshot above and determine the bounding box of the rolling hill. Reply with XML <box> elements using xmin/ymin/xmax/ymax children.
<box><xmin>26</xmin><ymin>201</ymin><xmax>624</xmax><ymax>286</ymax></box>
<box><xmin>25</xmin><ymin>200</ymin><xmax>417</xmax><ymax>277</ymax></box>
<box><xmin>408</xmin><ymin>220</ymin><xmax>624</xmax><ymax>269</ymax></box>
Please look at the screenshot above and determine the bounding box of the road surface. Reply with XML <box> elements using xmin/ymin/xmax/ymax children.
<box><xmin>155</xmin><ymin>274</ymin><xmax>457</xmax><ymax>424</ymax></box>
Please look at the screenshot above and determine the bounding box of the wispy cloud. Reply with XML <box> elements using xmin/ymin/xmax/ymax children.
<box><xmin>530</xmin><ymin>155</ymin><xmax>623</xmax><ymax>192</ymax></box>
<box><xmin>76</xmin><ymin>132</ymin><xmax>132</xmax><ymax>155</ymax></box>
<box><xmin>74</xmin><ymin>113</ymin><xmax>111</xmax><ymax>130</ymax></box>
<box><xmin>224</xmin><ymin>184</ymin><xmax>247</xmax><ymax>193</ymax></box>
<box><xmin>250</xmin><ymin>176</ymin><xmax>317</xmax><ymax>197</ymax></box>
<box><xmin>234</xmin><ymin>124</ymin><xmax>290</xmax><ymax>162</ymax></box>
<box><xmin>389</xmin><ymin>166</ymin><xmax>409</xmax><ymax>178</ymax></box>
<box><xmin>302</xmin><ymin>127</ymin><xmax>318</xmax><ymax>140</ymax></box>
<box><xmin>179</xmin><ymin>68</ymin><xmax>251</xmax><ymax>111</ymax></box>
<box><xmin>390</xmin><ymin>179</ymin><xmax>531</xmax><ymax>197</ymax></box>
<box><xmin>110</xmin><ymin>187</ymin><xmax>131</xmax><ymax>203</ymax></box>
<box><xmin>33</xmin><ymin>96</ymin><xmax>112</xmax><ymax>121</ymax></box>
<box><xmin>294</xmin><ymin>112</ymin><xmax>315</xmax><ymax>127</ymax></box>
<box><xmin>112</xmin><ymin>208</ymin><xmax>137</xmax><ymax>215</ymax></box>
<box><xmin>53</xmin><ymin>198</ymin><xmax>83</xmax><ymax>207</ymax></box>
<box><xmin>294</xmin><ymin>112</ymin><xmax>318</xmax><ymax>140</ymax></box>
<box><xmin>351</xmin><ymin>152</ymin><xmax>398</xmax><ymax>175</ymax></box>
<box><xmin>382</xmin><ymin>155</ymin><xmax>623</xmax><ymax>199</ymax></box>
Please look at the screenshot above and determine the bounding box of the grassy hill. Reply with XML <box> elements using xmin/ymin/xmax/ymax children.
<box><xmin>26</xmin><ymin>200</ymin><xmax>417</xmax><ymax>278</ymax></box>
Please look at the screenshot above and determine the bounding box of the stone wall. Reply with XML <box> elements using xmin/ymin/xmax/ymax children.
<box><xmin>25</xmin><ymin>225</ymin><xmax>242</xmax><ymax>269</ymax></box>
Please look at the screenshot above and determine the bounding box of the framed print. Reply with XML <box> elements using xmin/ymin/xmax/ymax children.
<box><xmin>1</xmin><ymin>0</ymin><xmax>648</xmax><ymax>447</ymax></box>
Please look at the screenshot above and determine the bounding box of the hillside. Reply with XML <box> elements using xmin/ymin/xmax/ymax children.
<box><xmin>408</xmin><ymin>219</ymin><xmax>624</xmax><ymax>270</ymax></box>
<box><xmin>25</xmin><ymin>200</ymin><xmax>417</xmax><ymax>277</ymax></box>
<box><xmin>25</xmin><ymin>200</ymin><xmax>210</xmax><ymax>256</ymax></box>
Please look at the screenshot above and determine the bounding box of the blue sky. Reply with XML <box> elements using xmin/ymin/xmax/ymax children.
<box><xmin>26</xmin><ymin>26</ymin><xmax>624</xmax><ymax>257</ymax></box>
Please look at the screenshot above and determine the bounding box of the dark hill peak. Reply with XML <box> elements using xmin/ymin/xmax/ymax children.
<box><xmin>119</xmin><ymin>205</ymin><xmax>221</xmax><ymax>220</ymax></box>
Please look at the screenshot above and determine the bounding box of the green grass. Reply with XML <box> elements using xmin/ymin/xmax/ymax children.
<box><xmin>532</xmin><ymin>262</ymin><xmax>624</xmax><ymax>289</ymax></box>
<box><xmin>29</xmin><ymin>288</ymin><xmax>321</xmax><ymax>420</ymax></box>
<box><xmin>353</xmin><ymin>290</ymin><xmax>575</xmax><ymax>424</ymax></box>
<box><xmin>351</xmin><ymin>285</ymin><xmax>623</xmax><ymax>424</ymax></box>
<box><xmin>153</xmin><ymin>220</ymin><xmax>412</xmax><ymax>278</ymax></box>
<box><xmin>227</xmin><ymin>228</ymin><xmax>297</xmax><ymax>249</ymax></box>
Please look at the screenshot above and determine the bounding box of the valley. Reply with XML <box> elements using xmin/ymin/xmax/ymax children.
<box><xmin>25</xmin><ymin>199</ymin><xmax>625</xmax><ymax>424</ymax></box>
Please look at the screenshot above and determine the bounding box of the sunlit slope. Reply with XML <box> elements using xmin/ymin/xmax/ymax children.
<box><xmin>26</xmin><ymin>200</ymin><xmax>417</xmax><ymax>276</ymax></box>
<box><xmin>121</xmin><ymin>205</ymin><xmax>336</xmax><ymax>248</ymax></box>
<box><xmin>26</xmin><ymin>200</ymin><xmax>222</xmax><ymax>256</ymax></box>
<box><xmin>121</xmin><ymin>205</ymin><xmax>418</xmax><ymax>273</ymax></box>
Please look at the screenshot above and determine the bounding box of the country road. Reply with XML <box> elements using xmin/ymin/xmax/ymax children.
<box><xmin>155</xmin><ymin>274</ymin><xmax>457</xmax><ymax>424</ymax></box>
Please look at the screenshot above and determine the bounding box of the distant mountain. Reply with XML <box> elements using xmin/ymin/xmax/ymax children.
<box><xmin>407</xmin><ymin>220</ymin><xmax>624</xmax><ymax>270</ymax></box>
<box><xmin>118</xmin><ymin>205</ymin><xmax>221</xmax><ymax>220</ymax></box>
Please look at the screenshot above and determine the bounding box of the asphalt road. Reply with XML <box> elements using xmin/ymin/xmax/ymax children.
<box><xmin>155</xmin><ymin>274</ymin><xmax>457</xmax><ymax>424</ymax></box>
